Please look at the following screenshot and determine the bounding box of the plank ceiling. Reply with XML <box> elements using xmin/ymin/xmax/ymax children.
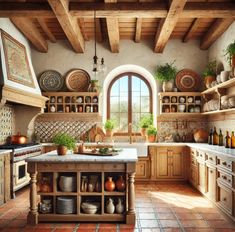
<box><xmin>0</xmin><ymin>0</ymin><xmax>234</xmax><ymax>53</ymax></box>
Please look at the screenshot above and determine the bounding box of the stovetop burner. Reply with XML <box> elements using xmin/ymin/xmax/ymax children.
<box><xmin>0</xmin><ymin>143</ymin><xmax>40</xmax><ymax>149</ymax></box>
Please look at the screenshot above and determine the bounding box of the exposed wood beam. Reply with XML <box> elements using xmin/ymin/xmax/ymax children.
<box><xmin>183</xmin><ymin>18</ymin><xmax>201</xmax><ymax>43</ymax></box>
<box><xmin>154</xmin><ymin>0</ymin><xmax>187</xmax><ymax>53</ymax></box>
<box><xmin>11</xmin><ymin>17</ymin><xmax>48</xmax><ymax>53</ymax></box>
<box><xmin>78</xmin><ymin>18</ymin><xmax>89</xmax><ymax>41</ymax></box>
<box><xmin>37</xmin><ymin>18</ymin><xmax>56</xmax><ymax>43</ymax></box>
<box><xmin>1</xmin><ymin>2</ymin><xmax>235</xmax><ymax>18</ymax></box>
<box><xmin>95</xmin><ymin>18</ymin><xmax>103</xmax><ymax>43</ymax></box>
<box><xmin>200</xmin><ymin>18</ymin><xmax>234</xmax><ymax>50</ymax></box>
<box><xmin>47</xmin><ymin>0</ymin><xmax>84</xmax><ymax>53</ymax></box>
<box><xmin>105</xmin><ymin>0</ymin><xmax>119</xmax><ymax>53</ymax></box>
<box><xmin>135</xmin><ymin>18</ymin><xmax>142</xmax><ymax>43</ymax></box>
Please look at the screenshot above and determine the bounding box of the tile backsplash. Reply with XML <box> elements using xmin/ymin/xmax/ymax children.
<box><xmin>0</xmin><ymin>105</ymin><xmax>14</xmax><ymax>144</ymax></box>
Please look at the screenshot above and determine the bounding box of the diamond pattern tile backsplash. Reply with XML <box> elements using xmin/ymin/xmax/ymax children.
<box><xmin>0</xmin><ymin>105</ymin><xmax>14</xmax><ymax>144</ymax></box>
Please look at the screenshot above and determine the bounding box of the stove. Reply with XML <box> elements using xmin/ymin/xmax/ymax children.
<box><xmin>0</xmin><ymin>143</ymin><xmax>42</xmax><ymax>198</ymax></box>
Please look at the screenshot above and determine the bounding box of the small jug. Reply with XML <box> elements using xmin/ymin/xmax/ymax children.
<box><xmin>115</xmin><ymin>198</ymin><xmax>124</xmax><ymax>214</ymax></box>
<box><xmin>106</xmin><ymin>198</ymin><xmax>115</xmax><ymax>214</ymax></box>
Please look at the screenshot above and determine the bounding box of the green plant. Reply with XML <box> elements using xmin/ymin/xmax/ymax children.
<box><xmin>52</xmin><ymin>133</ymin><xmax>76</xmax><ymax>150</ymax></box>
<box><xmin>202</xmin><ymin>60</ymin><xmax>216</xmax><ymax>77</ymax></box>
<box><xmin>155</xmin><ymin>62</ymin><xmax>177</xmax><ymax>82</ymax></box>
<box><xmin>147</xmin><ymin>125</ymin><xmax>157</xmax><ymax>136</ymax></box>
<box><xmin>104</xmin><ymin>119</ymin><xmax>116</xmax><ymax>130</ymax></box>
<box><xmin>224</xmin><ymin>40</ymin><xmax>235</xmax><ymax>65</ymax></box>
<box><xmin>139</xmin><ymin>114</ymin><xmax>153</xmax><ymax>128</ymax></box>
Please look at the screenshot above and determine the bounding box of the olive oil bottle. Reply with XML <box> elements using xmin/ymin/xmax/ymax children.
<box><xmin>219</xmin><ymin>129</ymin><xmax>223</xmax><ymax>146</ymax></box>
<box><xmin>231</xmin><ymin>131</ymin><xmax>235</xmax><ymax>149</ymax></box>
<box><xmin>225</xmin><ymin>131</ymin><xmax>231</xmax><ymax>148</ymax></box>
<box><xmin>208</xmin><ymin>129</ymin><xmax>213</xmax><ymax>145</ymax></box>
<box><xmin>212</xmin><ymin>127</ymin><xmax>219</xmax><ymax>145</ymax></box>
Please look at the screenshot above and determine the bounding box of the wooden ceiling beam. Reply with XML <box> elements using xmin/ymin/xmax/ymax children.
<box><xmin>37</xmin><ymin>18</ymin><xmax>56</xmax><ymax>43</ymax></box>
<box><xmin>47</xmin><ymin>0</ymin><xmax>84</xmax><ymax>53</ymax></box>
<box><xmin>154</xmin><ymin>0</ymin><xmax>187</xmax><ymax>53</ymax></box>
<box><xmin>135</xmin><ymin>18</ymin><xmax>142</xmax><ymax>43</ymax></box>
<box><xmin>200</xmin><ymin>18</ymin><xmax>234</xmax><ymax>50</ymax></box>
<box><xmin>183</xmin><ymin>18</ymin><xmax>201</xmax><ymax>43</ymax></box>
<box><xmin>11</xmin><ymin>17</ymin><xmax>48</xmax><ymax>53</ymax></box>
<box><xmin>95</xmin><ymin>18</ymin><xmax>103</xmax><ymax>43</ymax></box>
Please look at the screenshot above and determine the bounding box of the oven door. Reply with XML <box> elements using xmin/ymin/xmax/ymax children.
<box><xmin>13</xmin><ymin>160</ymin><xmax>30</xmax><ymax>190</ymax></box>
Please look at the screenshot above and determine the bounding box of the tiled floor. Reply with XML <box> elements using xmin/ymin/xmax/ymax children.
<box><xmin>0</xmin><ymin>183</ymin><xmax>235</xmax><ymax>232</ymax></box>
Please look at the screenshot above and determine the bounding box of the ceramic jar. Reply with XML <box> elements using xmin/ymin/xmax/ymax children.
<box><xmin>81</xmin><ymin>176</ymin><xmax>88</xmax><ymax>192</ymax></box>
<box><xmin>116</xmin><ymin>175</ymin><xmax>126</xmax><ymax>192</ymax></box>
<box><xmin>162</xmin><ymin>81</ymin><xmax>174</xmax><ymax>92</ymax></box>
<box><xmin>115</xmin><ymin>198</ymin><xmax>124</xmax><ymax>214</ymax></box>
<box><xmin>50</xmin><ymin>105</ymin><xmax>56</xmax><ymax>113</ymax></box>
<box><xmin>106</xmin><ymin>198</ymin><xmax>115</xmax><ymax>214</ymax></box>
<box><xmin>105</xmin><ymin>177</ymin><xmax>115</xmax><ymax>191</ymax></box>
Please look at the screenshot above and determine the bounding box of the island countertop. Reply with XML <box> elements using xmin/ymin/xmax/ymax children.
<box><xmin>26</xmin><ymin>148</ymin><xmax>138</xmax><ymax>163</ymax></box>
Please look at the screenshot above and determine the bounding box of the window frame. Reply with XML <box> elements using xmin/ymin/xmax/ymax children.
<box><xmin>107</xmin><ymin>72</ymin><xmax>153</xmax><ymax>135</ymax></box>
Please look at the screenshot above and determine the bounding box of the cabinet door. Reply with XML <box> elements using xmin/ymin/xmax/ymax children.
<box><xmin>205</xmin><ymin>165</ymin><xmax>216</xmax><ymax>201</ymax></box>
<box><xmin>4</xmin><ymin>154</ymin><xmax>11</xmax><ymax>202</ymax></box>
<box><xmin>197</xmin><ymin>161</ymin><xmax>206</xmax><ymax>193</ymax></box>
<box><xmin>170</xmin><ymin>147</ymin><xmax>185</xmax><ymax>179</ymax></box>
<box><xmin>156</xmin><ymin>148</ymin><xmax>170</xmax><ymax>179</ymax></box>
<box><xmin>136</xmin><ymin>159</ymin><xmax>149</xmax><ymax>179</ymax></box>
<box><xmin>0</xmin><ymin>157</ymin><xmax>4</xmax><ymax>206</ymax></box>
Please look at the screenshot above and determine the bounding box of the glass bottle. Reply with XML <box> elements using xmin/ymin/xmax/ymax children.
<box><xmin>231</xmin><ymin>131</ymin><xmax>235</xmax><ymax>149</ymax></box>
<box><xmin>208</xmin><ymin>129</ymin><xmax>213</xmax><ymax>145</ymax></box>
<box><xmin>212</xmin><ymin>127</ymin><xmax>219</xmax><ymax>145</ymax></box>
<box><xmin>225</xmin><ymin>131</ymin><xmax>231</xmax><ymax>148</ymax></box>
<box><xmin>219</xmin><ymin>129</ymin><xmax>223</xmax><ymax>146</ymax></box>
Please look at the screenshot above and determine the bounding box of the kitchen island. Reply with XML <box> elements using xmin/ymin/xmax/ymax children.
<box><xmin>26</xmin><ymin>148</ymin><xmax>137</xmax><ymax>225</ymax></box>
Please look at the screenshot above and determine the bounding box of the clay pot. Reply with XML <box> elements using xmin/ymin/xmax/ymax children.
<box><xmin>194</xmin><ymin>129</ymin><xmax>209</xmax><ymax>143</ymax></box>
<box><xmin>148</xmin><ymin>135</ymin><xmax>156</xmax><ymax>143</ymax></box>
<box><xmin>162</xmin><ymin>81</ymin><xmax>174</xmax><ymax>92</ymax></box>
<box><xmin>11</xmin><ymin>132</ymin><xmax>27</xmax><ymax>144</ymax></box>
<box><xmin>106</xmin><ymin>129</ymin><xmax>113</xmax><ymax>137</ymax></box>
<box><xmin>204</xmin><ymin>76</ymin><xmax>215</xmax><ymax>89</ymax></box>
<box><xmin>57</xmin><ymin>145</ymin><xmax>68</xmax><ymax>156</ymax></box>
<box><xmin>115</xmin><ymin>175</ymin><xmax>126</xmax><ymax>192</ymax></box>
<box><xmin>141</xmin><ymin>128</ymin><xmax>146</xmax><ymax>136</ymax></box>
<box><xmin>105</xmin><ymin>177</ymin><xmax>115</xmax><ymax>191</ymax></box>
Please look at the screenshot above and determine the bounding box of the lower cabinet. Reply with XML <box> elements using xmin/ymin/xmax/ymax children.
<box><xmin>205</xmin><ymin>164</ymin><xmax>216</xmax><ymax>201</ymax></box>
<box><xmin>189</xmin><ymin>148</ymin><xmax>198</xmax><ymax>188</ymax></box>
<box><xmin>0</xmin><ymin>156</ymin><xmax>4</xmax><ymax>205</ymax></box>
<box><xmin>135</xmin><ymin>157</ymin><xmax>150</xmax><ymax>180</ymax></box>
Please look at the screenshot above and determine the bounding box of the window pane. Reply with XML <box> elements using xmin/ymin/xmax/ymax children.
<box><xmin>120</xmin><ymin>76</ymin><xmax>128</xmax><ymax>92</ymax></box>
<box><xmin>110</xmin><ymin>97</ymin><xmax>119</xmax><ymax>112</ymax></box>
<box><xmin>132</xmin><ymin>113</ymin><xmax>141</xmax><ymax>132</ymax></box>
<box><xmin>141</xmin><ymin>96</ymin><xmax>150</xmax><ymax>112</ymax></box>
<box><xmin>111</xmin><ymin>81</ymin><xmax>119</xmax><ymax>96</ymax></box>
<box><xmin>132</xmin><ymin>96</ymin><xmax>141</xmax><ymax>112</ymax></box>
<box><xmin>132</xmin><ymin>76</ymin><xmax>141</xmax><ymax>92</ymax></box>
<box><xmin>120</xmin><ymin>113</ymin><xmax>128</xmax><ymax>131</ymax></box>
<box><xmin>120</xmin><ymin>96</ymin><xmax>128</xmax><ymax>112</ymax></box>
<box><xmin>141</xmin><ymin>81</ymin><xmax>149</xmax><ymax>96</ymax></box>
<box><xmin>110</xmin><ymin>113</ymin><xmax>119</xmax><ymax>128</ymax></box>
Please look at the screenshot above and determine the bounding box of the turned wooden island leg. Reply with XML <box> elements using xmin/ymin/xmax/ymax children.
<box><xmin>126</xmin><ymin>171</ymin><xmax>136</xmax><ymax>224</ymax></box>
<box><xmin>27</xmin><ymin>171</ymin><xmax>38</xmax><ymax>225</ymax></box>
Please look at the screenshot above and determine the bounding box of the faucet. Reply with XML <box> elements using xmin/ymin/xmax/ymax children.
<box><xmin>128</xmin><ymin>123</ymin><xmax>132</xmax><ymax>144</ymax></box>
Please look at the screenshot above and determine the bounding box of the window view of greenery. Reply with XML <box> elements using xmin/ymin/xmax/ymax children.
<box><xmin>109</xmin><ymin>74</ymin><xmax>150</xmax><ymax>132</ymax></box>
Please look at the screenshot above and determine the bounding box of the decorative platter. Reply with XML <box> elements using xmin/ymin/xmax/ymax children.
<box><xmin>65</xmin><ymin>69</ymin><xmax>90</xmax><ymax>92</ymax></box>
<box><xmin>175</xmin><ymin>69</ymin><xmax>200</xmax><ymax>92</ymax></box>
<box><xmin>39</xmin><ymin>70</ymin><xmax>64</xmax><ymax>92</ymax></box>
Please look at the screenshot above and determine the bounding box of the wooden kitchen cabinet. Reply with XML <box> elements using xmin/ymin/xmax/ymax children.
<box><xmin>189</xmin><ymin>148</ymin><xmax>198</xmax><ymax>188</ymax></box>
<box><xmin>0</xmin><ymin>153</ymin><xmax>11</xmax><ymax>206</ymax></box>
<box><xmin>42</xmin><ymin>145</ymin><xmax>57</xmax><ymax>154</ymax></box>
<box><xmin>205</xmin><ymin>164</ymin><xmax>216</xmax><ymax>201</ymax></box>
<box><xmin>196</xmin><ymin>150</ymin><xmax>206</xmax><ymax>193</ymax></box>
<box><xmin>135</xmin><ymin>157</ymin><xmax>150</xmax><ymax>180</ymax></box>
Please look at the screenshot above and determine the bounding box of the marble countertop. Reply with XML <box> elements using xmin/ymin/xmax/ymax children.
<box><xmin>26</xmin><ymin>148</ymin><xmax>138</xmax><ymax>163</ymax></box>
<box><xmin>0</xmin><ymin>149</ymin><xmax>12</xmax><ymax>156</ymax></box>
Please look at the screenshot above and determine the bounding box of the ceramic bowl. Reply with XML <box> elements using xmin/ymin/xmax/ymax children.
<box><xmin>178</xmin><ymin>104</ymin><xmax>186</xmax><ymax>112</ymax></box>
<box><xmin>81</xmin><ymin>202</ymin><xmax>100</xmax><ymax>214</ymax></box>
<box><xmin>228</xmin><ymin>97</ymin><xmax>235</xmax><ymax>107</ymax></box>
<box><xmin>221</xmin><ymin>95</ymin><xmax>229</xmax><ymax>109</ymax></box>
<box><xmin>179</xmin><ymin>97</ymin><xmax>185</xmax><ymax>103</ymax></box>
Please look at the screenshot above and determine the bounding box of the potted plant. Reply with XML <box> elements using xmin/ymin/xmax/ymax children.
<box><xmin>139</xmin><ymin>114</ymin><xmax>153</xmax><ymax>136</ymax></box>
<box><xmin>52</xmin><ymin>133</ymin><xmax>76</xmax><ymax>156</ymax></box>
<box><xmin>147</xmin><ymin>125</ymin><xmax>157</xmax><ymax>143</ymax></box>
<box><xmin>155</xmin><ymin>62</ymin><xmax>177</xmax><ymax>92</ymax></box>
<box><xmin>104</xmin><ymin>119</ymin><xmax>116</xmax><ymax>137</ymax></box>
<box><xmin>224</xmin><ymin>40</ymin><xmax>235</xmax><ymax>67</ymax></box>
<box><xmin>202</xmin><ymin>60</ymin><xmax>216</xmax><ymax>89</ymax></box>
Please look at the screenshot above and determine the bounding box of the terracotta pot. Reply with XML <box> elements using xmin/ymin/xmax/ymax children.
<box><xmin>194</xmin><ymin>129</ymin><xmax>208</xmax><ymax>143</ymax></box>
<box><xmin>115</xmin><ymin>175</ymin><xmax>126</xmax><ymax>192</ymax></box>
<box><xmin>11</xmin><ymin>132</ymin><xmax>27</xmax><ymax>144</ymax></box>
<box><xmin>57</xmin><ymin>145</ymin><xmax>68</xmax><ymax>156</ymax></box>
<box><xmin>148</xmin><ymin>135</ymin><xmax>156</xmax><ymax>143</ymax></box>
<box><xmin>232</xmin><ymin>55</ymin><xmax>235</xmax><ymax>67</ymax></box>
<box><xmin>106</xmin><ymin>129</ymin><xmax>113</xmax><ymax>137</ymax></box>
<box><xmin>140</xmin><ymin>128</ymin><xmax>146</xmax><ymax>136</ymax></box>
<box><xmin>162</xmin><ymin>81</ymin><xmax>174</xmax><ymax>92</ymax></box>
<box><xmin>204</xmin><ymin>76</ymin><xmax>215</xmax><ymax>89</ymax></box>
<box><xmin>105</xmin><ymin>177</ymin><xmax>115</xmax><ymax>191</ymax></box>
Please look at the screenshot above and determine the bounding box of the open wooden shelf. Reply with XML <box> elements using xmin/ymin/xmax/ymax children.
<box><xmin>201</xmin><ymin>108</ymin><xmax>235</xmax><ymax>115</ymax></box>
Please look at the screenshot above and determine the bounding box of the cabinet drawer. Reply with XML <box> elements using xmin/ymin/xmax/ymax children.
<box><xmin>217</xmin><ymin>181</ymin><xmax>233</xmax><ymax>216</ymax></box>
<box><xmin>218</xmin><ymin>158</ymin><xmax>233</xmax><ymax>172</ymax></box>
<box><xmin>196</xmin><ymin>150</ymin><xmax>205</xmax><ymax>162</ymax></box>
<box><xmin>206</xmin><ymin>153</ymin><xmax>216</xmax><ymax>165</ymax></box>
<box><xmin>218</xmin><ymin>170</ymin><xmax>233</xmax><ymax>188</ymax></box>
<box><xmin>136</xmin><ymin>160</ymin><xmax>149</xmax><ymax>179</ymax></box>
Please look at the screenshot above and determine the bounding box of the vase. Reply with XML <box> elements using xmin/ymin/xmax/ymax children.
<box><xmin>57</xmin><ymin>145</ymin><xmax>67</xmax><ymax>156</ymax></box>
<box><xmin>148</xmin><ymin>135</ymin><xmax>156</xmax><ymax>143</ymax></box>
<box><xmin>115</xmin><ymin>175</ymin><xmax>126</xmax><ymax>192</ymax></box>
<box><xmin>106</xmin><ymin>129</ymin><xmax>113</xmax><ymax>137</ymax></box>
<box><xmin>106</xmin><ymin>198</ymin><xmax>115</xmax><ymax>214</ymax></box>
<box><xmin>88</xmin><ymin>81</ymin><xmax>99</xmax><ymax>92</ymax></box>
<box><xmin>204</xmin><ymin>76</ymin><xmax>215</xmax><ymax>89</ymax></box>
<box><xmin>162</xmin><ymin>81</ymin><xmax>174</xmax><ymax>92</ymax></box>
<box><xmin>140</xmin><ymin>128</ymin><xmax>146</xmax><ymax>136</ymax></box>
<box><xmin>115</xmin><ymin>198</ymin><xmax>124</xmax><ymax>214</ymax></box>
<box><xmin>105</xmin><ymin>177</ymin><xmax>115</xmax><ymax>191</ymax></box>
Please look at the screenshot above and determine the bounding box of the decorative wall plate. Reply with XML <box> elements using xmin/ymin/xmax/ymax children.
<box><xmin>39</xmin><ymin>70</ymin><xmax>63</xmax><ymax>92</ymax></box>
<box><xmin>175</xmin><ymin>69</ymin><xmax>200</xmax><ymax>92</ymax></box>
<box><xmin>65</xmin><ymin>69</ymin><xmax>90</xmax><ymax>92</ymax></box>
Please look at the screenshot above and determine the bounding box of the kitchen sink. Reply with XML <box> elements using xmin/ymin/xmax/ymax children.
<box><xmin>113</xmin><ymin>142</ymin><xmax>148</xmax><ymax>157</ymax></box>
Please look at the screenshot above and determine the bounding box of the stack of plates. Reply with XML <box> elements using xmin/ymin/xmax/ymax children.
<box><xmin>59</xmin><ymin>176</ymin><xmax>76</xmax><ymax>192</ymax></box>
<box><xmin>57</xmin><ymin>197</ymin><xmax>76</xmax><ymax>214</ymax></box>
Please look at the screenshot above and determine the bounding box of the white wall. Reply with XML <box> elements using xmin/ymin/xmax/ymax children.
<box><xmin>0</xmin><ymin>18</ymin><xmax>41</xmax><ymax>94</ymax></box>
<box><xmin>208</xmin><ymin>22</ymin><xmax>235</xmax><ymax>71</ymax></box>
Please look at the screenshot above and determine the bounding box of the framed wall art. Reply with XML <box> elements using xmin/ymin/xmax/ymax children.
<box><xmin>1</xmin><ymin>29</ymin><xmax>35</xmax><ymax>88</ymax></box>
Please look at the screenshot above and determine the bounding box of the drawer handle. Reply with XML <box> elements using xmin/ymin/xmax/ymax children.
<box><xmin>200</xmin><ymin>154</ymin><xmax>202</xmax><ymax>157</ymax></box>
<box><xmin>222</xmin><ymin>161</ymin><xmax>227</xmax><ymax>166</ymax></box>
<box><xmin>209</xmin><ymin>157</ymin><xmax>213</xmax><ymax>160</ymax></box>
<box><xmin>223</xmin><ymin>197</ymin><xmax>226</xmax><ymax>202</ymax></box>
<box><xmin>196</xmin><ymin>154</ymin><xmax>199</xmax><ymax>157</ymax></box>
<box><xmin>222</xmin><ymin>175</ymin><xmax>227</xmax><ymax>180</ymax></box>
<box><xmin>228</xmin><ymin>179</ymin><xmax>231</xmax><ymax>182</ymax></box>
<box><xmin>228</xmin><ymin>165</ymin><xmax>231</xmax><ymax>168</ymax></box>
<box><xmin>210</xmin><ymin>170</ymin><xmax>213</xmax><ymax>174</ymax></box>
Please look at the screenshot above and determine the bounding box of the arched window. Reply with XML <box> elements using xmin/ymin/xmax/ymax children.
<box><xmin>107</xmin><ymin>72</ymin><xmax>152</xmax><ymax>134</ymax></box>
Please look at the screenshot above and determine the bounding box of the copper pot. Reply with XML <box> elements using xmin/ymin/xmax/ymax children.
<box><xmin>11</xmin><ymin>132</ymin><xmax>27</xmax><ymax>144</ymax></box>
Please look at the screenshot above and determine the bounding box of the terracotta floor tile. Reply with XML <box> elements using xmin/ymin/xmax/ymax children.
<box><xmin>172</xmin><ymin>207</ymin><xmax>195</xmax><ymax>213</ymax></box>
<box><xmin>176</xmin><ymin>213</ymin><xmax>203</xmax><ymax>220</ymax></box>
<box><xmin>77</xmin><ymin>229</ymin><xmax>96</xmax><ymax>232</ymax></box>
<box><xmin>141</xmin><ymin>229</ymin><xmax>161</xmax><ymax>232</ymax></box>
<box><xmin>7</xmin><ymin>219</ymin><xmax>27</xmax><ymax>228</ymax></box>
<box><xmin>119</xmin><ymin>229</ymin><xmax>136</xmax><ymax>232</ymax></box>
<box><xmin>119</xmin><ymin>224</ymin><xmax>135</xmax><ymax>229</ymax></box>
<box><xmin>55</xmin><ymin>223</ymin><xmax>77</xmax><ymax>228</ymax></box>
<box><xmin>137</xmin><ymin>207</ymin><xmax>155</xmax><ymax>213</ymax></box>
<box><xmin>163</xmin><ymin>229</ymin><xmax>182</xmax><ymax>232</ymax></box>
<box><xmin>34</xmin><ymin>229</ymin><xmax>52</xmax><ymax>232</ymax></box>
<box><xmin>157</xmin><ymin>213</ymin><xmax>176</xmax><ymax>220</ymax></box>
<box><xmin>207</xmin><ymin>220</ymin><xmax>235</xmax><ymax>229</ymax></box>
<box><xmin>184</xmin><ymin>229</ymin><xmax>214</xmax><ymax>232</ymax></box>
<box><xmin>98</xmin><ymin>229</ymin><xmax>117</xmax><ymax>232</ymax></box>
<box><xmin>159</xmin><ymin>220</ymin><xmax>180</xmax><ymax>228</ymax></box>
<box><xmin>139</xmin><ymin>220</ymin><xmax>159</xmax><ymax>228</ymax></box>
<box><xmin>155</xmin><ymin>207</ymin><xmax>172</xmax><ymax>213</ymax></box>
<box><xmin>138</xmin><ymin>213</ymin><xmax>156</xmax><ymax>220</ymax></box>
<box><xmin>98</xmin><ymin>223</ymin><xmax>117</xmax><ymax>229</ymax></box>
<box><xmin>1</xmin><ymin>229</ymin><xmax>21</xmax><ymax>232</ymax></box>
<box><xmin>201</xmin><ymin>213</ymin><xmax>226</xmax><ymax>220</ymax></box>
<box><xmin>214</xmin><ymin>229</ymin><xmax>235</xmax><ymax>232</ymax></box>
<box><xmin>78</xmin><ymin>223</ymin><xmax>97</xmax><ymax>229</ymax></box>
<box><xmin>180</xmin><ymin>220</ymin><xmax>209</xmax><ymax>228</ymax></box>
<box><xmin>54</xmin><ymin>229</ymin><xmax>74</xmax><ymax>232</ymax></box>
